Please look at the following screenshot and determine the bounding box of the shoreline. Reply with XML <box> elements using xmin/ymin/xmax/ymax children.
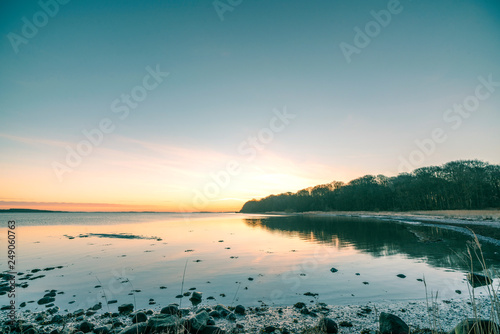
<box><xmin>1</xmin><ymin>295</ymin><xmax>498</xmax><ymax>334</ymax></box>
<box><xmin>255</xmin><ymin>210</ymin><xmax>500</xmax><ymax>246</ymax></box>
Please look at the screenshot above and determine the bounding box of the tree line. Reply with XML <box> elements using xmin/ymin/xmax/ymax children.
<box><xmin>240</xmin><ymin>160</ymin><xmax>500</xmax><ymax>213</ymax></box>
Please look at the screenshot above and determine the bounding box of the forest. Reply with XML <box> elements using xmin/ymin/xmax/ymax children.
<box><xmin>240</xmin><ymin>160</ymin><xmax>500</xmax><ymax>213</ymax></box>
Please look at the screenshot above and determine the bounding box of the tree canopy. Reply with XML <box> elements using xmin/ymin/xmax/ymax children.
<box><xmin>240</xmin><ymin>160</ymin><xmax>500</xmax><ymax>213</ymax></box>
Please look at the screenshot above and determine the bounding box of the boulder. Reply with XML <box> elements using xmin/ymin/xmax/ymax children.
<box><xmin>379</xmin><ymin>312</ymin><xmax>409</xmax><ymax>334</ymax></box>
<box><xmin>131</xmin><ymin>312</ymin><xmax>148</xmax><ymax>324</ymax></box>
<box><xmin>467</xmin><ymin>273</ymin><xmax>492</xmax><ymax>288</ymax></box>
<box><xmin>448</xmin><ymin>319</ymin><xmax>500</xmax><ymax>334</ymax></box>
<box><xmin>201</xmin><ymin>326</ymin><xmax>226</xmax><ymax>334</ymax></box>
<box><xmin>118</xmin><ymin>303</ymin><xmax>134</xmax><ymax>313</ymax></box>
<box><xmin>318</xmin><ymin>318</ymin><xmax>338</xmax><ymax>334</ymax></box>
<box><xmin>79</xmin><ymin>321</ymin><xmax>94</xmax><ymax>333</ymax></box>
<box><xmin>189</xmin><ymin>291</ymin><xmax>202</xmax><ymax>305</ymax></box>
<box><xmin>118</xmin><ymin>323</ymin><xmax>148</xmax><ymax>334</ymax></box>
<box><xmin>161</xmin><ymin>304</ymin><xmax>179</xmax><ymax>316</ymax></box>
<box><xmin>234</xmin><ymin>305</ymin><xmax>245</xmax><ymax>315</ymax></box>
<box><xmin>94</xmin><ymin>325</ymin><xmax>111</xmax><ymax>334</ymax></box>
<box><xmin>185</xmin><ymin>311</ymin><xmax>209</xmax><ymax>332</ymax></box>
<box><xmin>215</xmin><ymin>305</ymin><xmax>230</xmax><ymax>317</ymax></box>
<box><xmin>147</xmin><ymin>314</ymin><xmax>182</xmax><ymax>334</ymax></box>
<box><xmin>51</xmin><ymin>315</ymin><xmax>63</xmax><ymax>324</ymax></box>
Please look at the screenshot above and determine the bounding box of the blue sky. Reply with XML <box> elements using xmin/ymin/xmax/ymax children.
<box><xmin>1</xmin><ymin>0</ymin><xmax>499</xmax><ymax>211</ymax></box>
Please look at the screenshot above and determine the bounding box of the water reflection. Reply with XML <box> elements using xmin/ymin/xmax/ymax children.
<box><xmin>245</xmin><ymin>215</ymin><xmax>500</xmax><ymax>272</ymax></box>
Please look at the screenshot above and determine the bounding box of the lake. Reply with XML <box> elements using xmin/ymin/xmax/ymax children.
<box><xmin>1</xmin><ymin>212</ymin><xmax>499</xmax><ymax>314</ymax></box>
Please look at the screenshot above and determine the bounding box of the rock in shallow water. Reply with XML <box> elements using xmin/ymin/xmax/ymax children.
<box><xmin>379</xmin><ymin>312</ymin><xmax>409</xmax><ymax>334</ymax></box>
<box><xmin>37</xmin><ymin>297</ymin><xmax>55</xmax><ymax>305</ymax></box>
<box><xmin>467</xmin><ymin>273</ymin><xmax>492</xmax><ymax>288</ymax></box>
<box><xmin>118</xmin><ymin>303</ymin><xmax>134</xmax><ymax>313</ymax></box>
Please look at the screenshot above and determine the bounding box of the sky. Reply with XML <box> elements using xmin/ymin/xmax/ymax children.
<box><xmin>1</xmin><ymin>0</ymin><xmax>499</xmax><ymax>212</ymax></box>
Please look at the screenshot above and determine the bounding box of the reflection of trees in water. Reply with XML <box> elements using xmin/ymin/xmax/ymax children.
<box><xmin>244</xmin><ymin>216</ymin><xmax>500</xmax><ymax>272</ymax></box>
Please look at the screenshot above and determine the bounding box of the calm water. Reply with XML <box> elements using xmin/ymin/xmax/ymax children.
<box><xmin>1</xmin><ymin>212</ymin><xmax>499</xmax><ymax>313</ymax></box>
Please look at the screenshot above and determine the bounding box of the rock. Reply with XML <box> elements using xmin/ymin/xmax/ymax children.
<box><xmin>132</xmin><ymin>312</ymin><xmax>148</xmax><ymax>324</ymax></box>
<box><xmin>37</xmin><ymin>297</ymin><xmax>55</xmax><ymax>305</ymax></box>
<box><xmin>94</xmin><ymin>326</ymin><xmax>111</xmax><ymax>334</ymax></box>
<box><xmin>79</xmin><ymin>321</ymin><xmax>95</xmax><ymax>333</ymax></box>
<box><xmin>294</xmin><ymin>302</ymin><xmax>306</xmax><ymax>309</ymax></box>
<box><xmin>467</xmin><ymin>273</ymin><xmax>492</xmax><ymax>288</ymax></box>
<box><xmin>48</xmin><ymin>306</ymin><xmax>59</xmax><ymax>314</ymax></box>
<box><xmin>189</xmin><ymin>291</ymin><xmax>202</xmax><ymax>305</ymax></box>
<box><xmin>51</xmin><ymin>315</ymin><xmax>63</xmax><ymax>324</ymax></box>
<box><xmin>107</xmin><ymin>300</ymin><xmax>117</xmax><ymax>304</ymax></box>
<box><xmin>227</xmin><ymin>312</ymin><xmax>236</xmax><ymax>321</ymax></box>
<box><xmin>112</xmin><ymin>321</ymin><xmax>124</xmax><ymax>328</ymax></box>
<box><xmin>264</xmin><ymin>326</ymin><xmax>276</xmax><ymax>333</ymax></box>
<box><xmin>161</xmin><ymin>305</ymin><xmax>179</xmax><ymax>316</ymax></box>
<box><xmin>330</xmin><ymin>268</ymin><xmax>338</xmax><ymax>273</ymax></box>
<box><xmin>74</xmin><ymin>309</ymin><xmax>85</xmax><ymax>316</ymax></box>
<box><xmin>22</xmin><ymin>328</ymin><xmax>38</xmax><ymax>334</ymax></box>
<box><xmin>448</xmin><ymin>319</ymin><xmax>500</xmax><ymax>334</ymax></box>
<box><xmin>91</xmin><ymin>302</ymin><xmax>102</xmax><ymax>310</ymax></box>
<box><xmin>185</xmin><ymin>311</ymin><xmax>210</xmax><ymax>332</ymax></box>
<box><xmin>209</xmin><ymin>311</ymin><xmax>221</xmax><ymax>318</ymax></box>
<box><xmin>379</xmin><ymin>312</ymin><xmax>409</xmax><ymax>334</ymax></box>
<box><xmin>207</xmin><ymin>319</ymin><xmax>216</xmax><ymax>326</ymax></box>
<box><xmin>85</xmin><ymin>310</ymin><xmax>96</xmax><ymax>316</ymax></box>
<box><xmin>318</xmin><ymin>318</ymin><xmax>338</xmax><ymax>334</ymax></box>
<box><xmin>396</xmin><ymin>274</ymin><xmax>406</xmax><ymax>279</ymax></box>
<box><xmin>147</xmin><ymin>314</ymin><xmax>182</xmax><ymax>334</ymax></box>
<box><xmin>44</xmin><ymin>291</ymin><xmax>57</xmax><ymax>297</ymax></box>
<box><xmin>215</xmin><ymin>305</ymin><xmax>230</xmax><ymax>317</ymax></box>
<box><xmin>201</xmin><ymin>326</ymin><xmax>225</xmax><ymax>334</ymax></box>
<box><xmin>339</xmin><ymin>321</ymin><xmax>353</xmax><ymax>327</ymax></box>
<box><xmin>118</xmin><ymin>323</ymin><xmax>148</xmax><ymax>334</ymax></box>
<box><xmin>234</xmin><ymin>305</ymin><xmax>245</xmax><ymax>315</ymax></box>
<box><xmin>118</xmin><ymin>303</ymin><xmax>134</xmax><ymax>313</ymax></box>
